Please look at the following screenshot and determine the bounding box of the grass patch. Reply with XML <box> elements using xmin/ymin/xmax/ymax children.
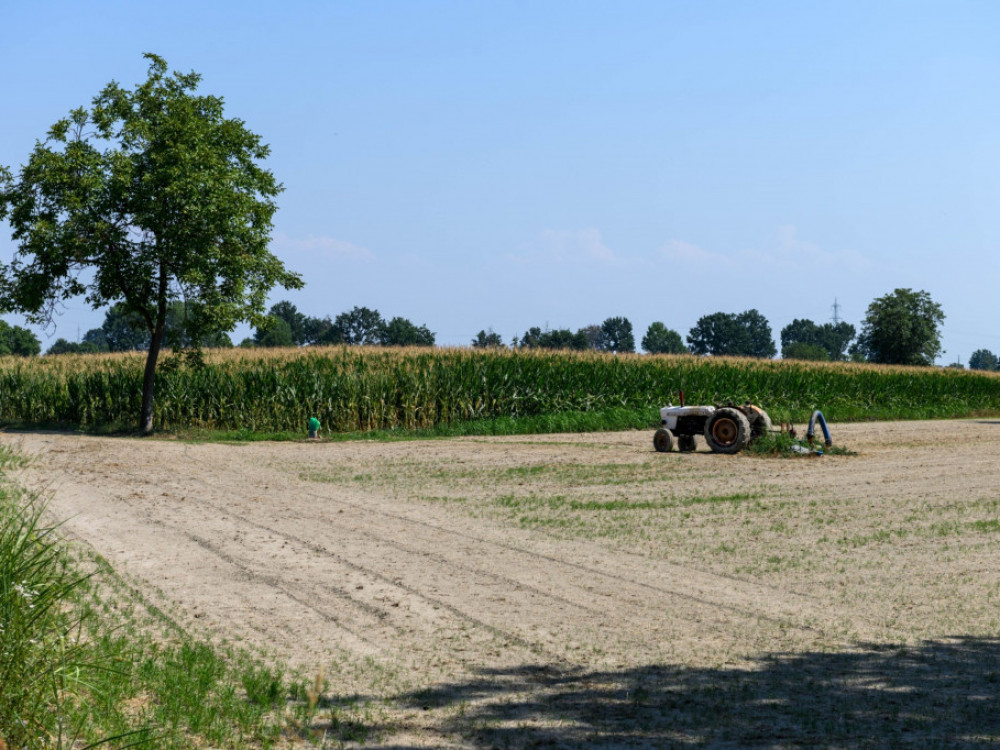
<box><xmin>183</xmin><ymin>406</ymin><xmax>658</xmax><ymax>444</ymax></box>
<box><xmin>491</xmin><ymin>490</ymin><xmax>763</xmax><ymax>514</ymax></box>
<box><xmin>837</xmin><ymin>517</ymin><xmax>1000</xmax><ymax>548</ymax></box>
<box><xmin>0</xmin><ymin>475</ymin><xmax>95</xmax><ymax>748</ymax></box>
<box><xmin>0</xmin><ymin>443</ymin><xmax>374</xmax><ymax>748</ymax></box>
<box><xmin>680</xmin><ymin>491</ymin><xmax>763</xmax><ymax>506</ymax></box>
<box><xmin>746</xmin><ymin>431</ymin><xmax>857</xmax><ymax>458</ymax></box>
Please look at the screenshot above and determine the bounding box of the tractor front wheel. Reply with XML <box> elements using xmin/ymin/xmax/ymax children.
<box><xmin>678</xmin><ymin>435</ymin><xmax>697</xmax><ymax>452</ymax></box>
<box><xmin>653</xmin><ymin>428</ymin><xmax>674</xmax><ymax>453</ymax></box>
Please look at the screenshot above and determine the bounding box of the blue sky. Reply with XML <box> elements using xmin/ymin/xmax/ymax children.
<box><xmin>3</xmin><ymin>1</ymin><xmax>999</xmax><ymax>361</ymax></box>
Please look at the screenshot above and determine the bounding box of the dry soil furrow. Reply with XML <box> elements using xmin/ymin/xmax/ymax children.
<box><xmin>13</xmin><ymin>420</ymin><xmax>993</xmax><ymax>682</ymax></box>
<box><xmin>160</xmin><ymin>449</ymin><xmax>854</xmax><ymax>652</ymax></box>
<box><xmin>20</xmin><ymin>432</ymin><xmax>894</xmax><ymax>659</ymax></box>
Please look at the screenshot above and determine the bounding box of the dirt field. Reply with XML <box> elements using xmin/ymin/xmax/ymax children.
<box><xmin>10</xmin><ymin>419</ymin><xmax>1000</xmax><ymax>747</ymax></box>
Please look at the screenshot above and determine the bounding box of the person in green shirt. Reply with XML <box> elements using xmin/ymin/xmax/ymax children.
<box><xmin>308</xmin><ymin>416</ymin><xmax>320</xmax><ymax>439</ymax></box>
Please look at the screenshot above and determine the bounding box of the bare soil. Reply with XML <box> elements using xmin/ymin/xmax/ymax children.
<box><xmin>10</xmin><ymin>419</ymin><xmax>1000</xmax><ymax>747</ymax></box>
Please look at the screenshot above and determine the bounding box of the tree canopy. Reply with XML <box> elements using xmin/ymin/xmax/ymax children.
<box><xmin>264</xmin><ymin>300</ymin><xmax>309</xmax><ymax>345</ymax></box>
<box><xmin>472</xmin><ymin>329</ymin><xmax>504</xmax><ymax>348</ymax></box>
<box><xmin>0</xmin><ymin>54</ymin><xmax>301</xmax><ymax>430</ymax></box>
<box><xmin>687</xmin><ymin>310</ymin><xmax>776</xmax><ymax>358</ymax></box>
<box><xmin>381</xmin><ymin>316</ymin><xmax>435</xmax><ymax>346</ymax></box>
<box><xmin>780</xmin><ymin>319</ymin><xmax>855</xmax><ymax>361</ymax></box>
<box><xmin>517</xmin><ymin>326</ymin><xmax>589</xmax><ymax>351</ymax></box>
<box><xmin>329</xmin><ymin>306</ymin><xmax>386</xmax><ymax>345</ymax></box>
<box><xmin>84</xmin><ymin>304</ymin><xmax>149</xmax><ymax>352</ymax></box>
<box><xmin>855</xmin><ymin>288</ymin><xmax>944</xmax><ymax>366</ymax></box>
<box><xmin>46</xmin><ymin>338</ymin><xmax>103</xmax><ymax>356</ymax></box>
<box><xmin>248</xmin><ymin>301</ymin><xmax>436</xmax><ymax>348</ymax></box>
<box><xmin>969</xmin><ymin>349</ymin><xmax>998</xmax><ymax>372</ymax></box>
<box><xmin>642</xmin><ymin>322</ymin><xmax>687</xmax><ymax>355</ymax></box>
<box><xmin>48</xmin><ymin>302</ymin><xmax>232</xmax><ymax>355</ymax></box>
<box><xmin>599</xmin><ymin>317</ymin><xmax>635</xmax><ymax>353</ymax></box>
<box><xmin>0</xmin><ymin>321</ymin><xmax>41</xmax><ymax>356</ymax></box>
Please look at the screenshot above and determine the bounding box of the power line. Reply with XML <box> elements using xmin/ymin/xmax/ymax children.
<box><xmin>831</xmin><ymin>298</ymin><xmax>841</xmax><ymax>325</ymax></box>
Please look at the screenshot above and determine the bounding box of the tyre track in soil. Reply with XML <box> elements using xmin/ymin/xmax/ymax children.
<box><xmin>9</xmin><ymin>431</ymin><xmax>896</xmax><ymax>680</ymax></box>
<box><xmin>169</xmin><ymin>442</ymin><xmax>895</xmax><ymax>650</ymax></box>
<box><xmin>176</xmin><ymin>463</ymin><xmax>845</xmax><ymax>651</ymax></box>
<box><xmin>38</xmin><ymin>463</ymin><xmax>800</xmax><ymax>675</ymax></box>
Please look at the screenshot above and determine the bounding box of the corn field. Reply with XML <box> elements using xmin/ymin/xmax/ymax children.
<box><xmin>0</xmin><ymin>347</ymin><xmax>998</xmax><ymax>433</ymax></box>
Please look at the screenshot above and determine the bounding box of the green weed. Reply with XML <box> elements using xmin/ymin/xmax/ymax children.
<box><xmin>747</xmin><ymin>431</ymin><xmax>856</xmax><ymax>458</ymax></box>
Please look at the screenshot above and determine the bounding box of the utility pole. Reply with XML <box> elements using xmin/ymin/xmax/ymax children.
<box><xmin>831</xmin><ymin>298</ymin><xmax>841</xmax><ymax>325</ymax></box>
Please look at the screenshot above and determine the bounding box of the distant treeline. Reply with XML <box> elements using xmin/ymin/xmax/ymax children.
<box><xmin>31</xmin><ymin>287</ymin><xmax>997</xmax><ymax>371</ymax></box>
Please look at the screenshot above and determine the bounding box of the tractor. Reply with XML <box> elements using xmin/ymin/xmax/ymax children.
<box><xmin>653</xmin><ymin>396</ymin><xmax>772</xmax><ymax>454</ymax></box>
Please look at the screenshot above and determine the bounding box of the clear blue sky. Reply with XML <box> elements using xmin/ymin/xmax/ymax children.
<box><xmin>3</xmin><ymin>1</ymin><xmax>999</xmax><ymax>362</ymax></box>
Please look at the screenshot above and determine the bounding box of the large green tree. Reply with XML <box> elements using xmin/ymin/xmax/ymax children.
<box><xmin>46</xmin><ymin>338</ymin><xmax>103</xmax><ymax>355</ymax></box>
<box><xmin>0</xmin><ymin>320</ymin><xmax>40</xmax><ymax>356</ymax></box>
<box><xmin>687</xmin><ymin>310</ymin><xmax>776</xmax><ymax>358</ymax></box>
<box><xmin>329</xmin><ymin>306</ymin><xmax>386</xmax><ymax>345</ymax></box>
<box><xmin>51</xmin><ymin>302</ymin><xmax>231</xmax><ymax>354</ymax></box>
<box><xmin>600</xmin><ymin>316</ymin><xmax>635</xmax><ymax>353</ymax></box>
<box><xmin>471</xmin><ymin>328</ymin><xmax>504</xmax><ymax>348</ymax></box>
<box><xmin>855</xmin><ymin>288</ymin><xmax>944</xmax><ymax>366</ymax></box>
<box><xmin>780</xmin><ymin>319</ymin><xmax>855</xmax><ymax>361</ymax></box>
<box><xmin>252</xmin><ymin>300</ymin><xmax>339</xmax><ymax>347</ymax></box>
<box><xmin>969</xmin><ymin>349</ymin><xmax>998</xmax><ymax>371</ymax></box>
<box><xmin>0</xmin><ymin>54</ymin><xmax>300</xmax><ymax>431</ymax></box>
<box><xmin>85</xmin><ymin>303</ymin><xmax>148</xmax><ymax>352</ymax></box>
<box><xmin>260</xmin><ymin>300</ymin><xmax>308</xmax><ymax>346</ymax></box>
<box><xmin>642</xmin><ymin>321</ymin><xmax>687</xmax><ymax>354</ymax></box>
<box><xmin>380</xmin><ymin>317</ymin><xmax>435</xmax><ymax>346</ymax></box>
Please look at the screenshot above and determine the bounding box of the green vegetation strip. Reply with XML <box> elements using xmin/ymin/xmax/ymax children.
<box><xmin>0</xmin><ymin>445</ymin><xmax>368</xmax><ymax>748</ymax></box>
<box><xmin>1</xmin><ymin>347</ymin><xmax>999</xmax><ymax>435</ymax></box>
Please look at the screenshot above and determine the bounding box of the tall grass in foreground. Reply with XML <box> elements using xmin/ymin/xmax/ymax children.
<box><xmin>0</xmin><ymin>443</ymin><xmax>355</xmax><ymax>748</ymax></box>
<box><xmin>0</xmin><ymin>451</ymin><xmax>78</xmax><ymax>748</ymax></box>
<box><xmin>0</xmin><ymin>347</ymin><xmax>998</xmax><ymax>433</ymax></box>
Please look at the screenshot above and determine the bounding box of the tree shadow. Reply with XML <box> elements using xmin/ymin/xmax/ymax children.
<box><xmin>397</xmin><ymin>637</ymin><xmax>1000</xmax><ymax>747</ymax></box>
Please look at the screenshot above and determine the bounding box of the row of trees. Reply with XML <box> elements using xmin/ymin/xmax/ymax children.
<box><xmin>473</xmin><ymin>313</ymin><xmax>791</xmax><ymax>358</ymax></box>
<box><xmin>44</xmin><ymin>300</ymin><xmax>436</xmax><ymax>354</ymax></box>
<box><xmin>468</xmin><ymin>289</ymin><xmax>946</xmax><ymax>366</ymax></box>
<box><xmin>0</xmin><ymin>320</ymin><xmax>40</xmax><ymax>356</ymax></box>
<box><xmin>970</xmin><ymin>350</ymin><xmax>1000</xmax><ymax>371</ymax></box>
<box><xmin>40</xmin><ymin>288</ymin><xmax>953</xmax><ymax>367</ymax></box>
<box><xmin>248</xmin><ymin>301</ymin><xmax>434</xmax><ymax>348</ymax></box>
<box><xmin>49</xmin><ymin>302</ymin><xmax>233</xmax><ymax>354</ymax></box>
<box><xmin>478</xmin><ymin>317</ymin><xmax>645</xmax><ymax>354</ymax></box>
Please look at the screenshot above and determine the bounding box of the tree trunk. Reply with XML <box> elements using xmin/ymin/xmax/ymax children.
<box><xmin>139</xmin><ymin>266</ymin><xmax>169</xmax><ymax>434</ymax></box>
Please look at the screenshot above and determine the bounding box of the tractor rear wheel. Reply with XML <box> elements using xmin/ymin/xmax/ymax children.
<box><xmin>678</xmin><ymin>435</ymin><xmax>697</xmax><ymax>452</ymax></box>
<box><xmin>653</xmin><ymin>428</ymin><xmax>674</xmax><ymax>453</ymax></box>
<box><xmin>749</xmin><ymin>408</ymin><xmax>773</xmax><ymax>441</ymax></box>
<box><xmin>704</xmin><ymin>408</ymin><xmax>751</xmax><ymax>454</ymax></box>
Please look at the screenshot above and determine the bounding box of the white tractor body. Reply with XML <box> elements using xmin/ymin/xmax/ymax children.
<box><xmin>659</xmin><ymin>405</ymin><xmax>715</xmax><ymax>431</ymax></box>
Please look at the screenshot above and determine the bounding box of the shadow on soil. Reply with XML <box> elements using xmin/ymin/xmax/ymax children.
<box><xmin>387</xmin><ymin>637</ymin><xmax>1000</xmax><ymax>748</ymax></box>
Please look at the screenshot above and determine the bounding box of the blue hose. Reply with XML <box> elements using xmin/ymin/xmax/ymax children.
<box><xmin>807</xmin><ymin>410</ymin><xmax>832</xmax><ymax>446</ymax></box>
